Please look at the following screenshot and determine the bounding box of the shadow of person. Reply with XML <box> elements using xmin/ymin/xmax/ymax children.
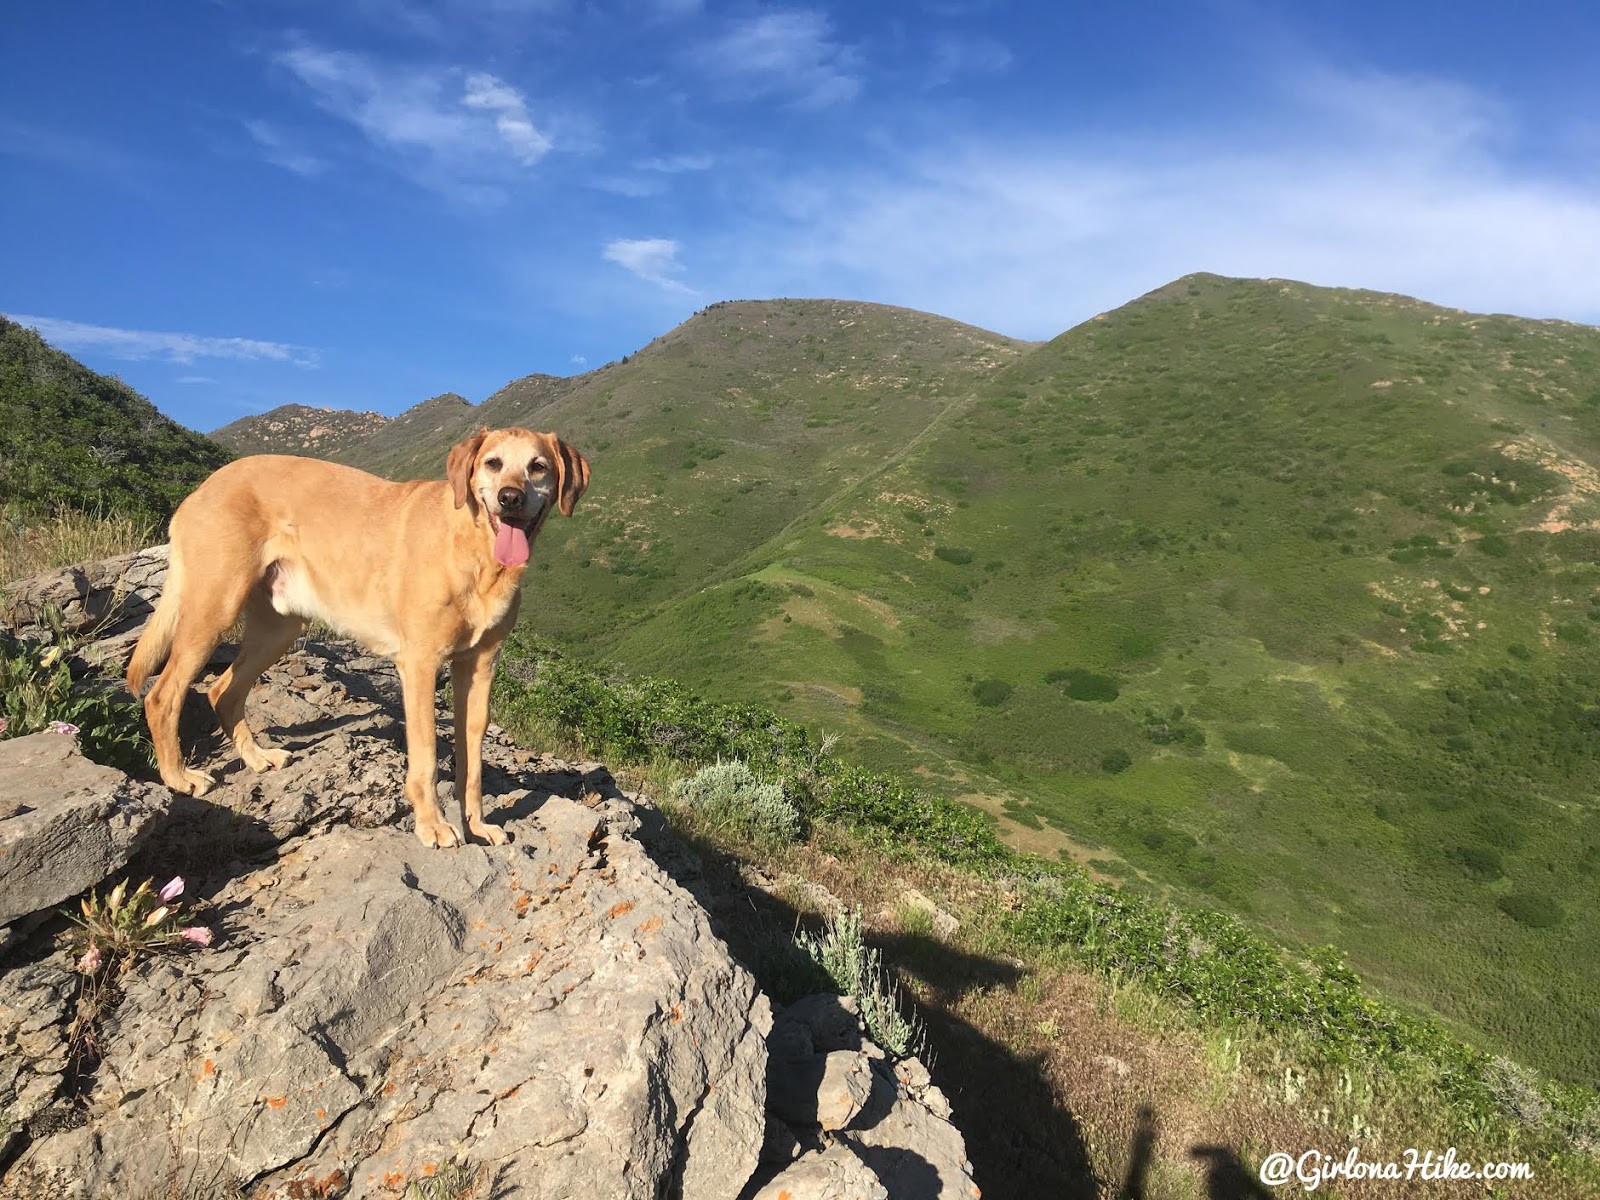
<box><xmin>1190</xmin><ymin>1146</ymin><xmax>1275</xmax><ymax>1200</ymax></box>
<box><xmin>1115</xmin><ymin>1105</ymin><xmax>1158</xmax><ymax>1199</ymax></box>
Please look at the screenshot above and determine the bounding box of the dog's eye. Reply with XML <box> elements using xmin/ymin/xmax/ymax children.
<box><xmin>529</xmin><ymin>460</ymin><xmax>547</xmax><ymax>475</ymax></box>
<box><xmin>483</xmin><ymin>456</ymin><xmax>502</xmax><ymax>471</ymax></box>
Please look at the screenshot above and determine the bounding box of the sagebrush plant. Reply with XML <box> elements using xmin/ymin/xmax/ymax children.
<box><xmin>798</xmin><ymin>907</ymin><xmax>926</xmax><ymax>1060</ymax></box>
<box><xmin>668</xmin><ymin>759</ymin><xmax>802</xmax><ymax>848</ymax></box>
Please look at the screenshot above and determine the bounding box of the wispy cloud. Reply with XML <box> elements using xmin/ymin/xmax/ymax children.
<box><xmin>637</xmin><ymin>152</ymin><xmax>714</xmax><ymax>173</ymax></box>
<box><xmin>924</xmin><ymin>34</ymin><xmax>1011</xmax><ymax>88</ymax></box>
<box><xmin>694</xmin><ymin>10</ymin><xmax>860</xmax><ymax>109</ymax></box>
<box><xmin>693</xmin><ymin>67</ymin><xmax>1600</xmax><ymax>336</ymax></box>
<box><xmin>176</xmin><ymin>375</ymin><xmax>219</xmax><ymax>385</ymax></box>
<box><xmin>603</xmin><ymin>238</ymin><xmax>695</xmax><ymax>293</ymax></box>
<box><xmin>273</xmin><ymin>42</ymin><xmax>552</xmax><ymax>201</ymax></box>
<box><xmin>0</xmin><ymin>117</ymin><xmax>156</xmax><ymax>193</ymax></box>
<box><xmin>8</xmin><ymin>315</ymin><xmax>320</xmax><ymax>367</ymax></box>
<box><xmin>243</xmin><ymin>119</ymin><xmax>327</xmax><ymax>177</ymax></box>
<box><xmin>461</xmin><ymin>72</ymin><xmax>551</xmax><ymax>165</ymax></box>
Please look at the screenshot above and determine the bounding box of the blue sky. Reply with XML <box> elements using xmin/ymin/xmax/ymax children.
<box><xmin>3</xmin><ymin>0</ymin><xmax>1598</xmax><ymax>432</ymax></box>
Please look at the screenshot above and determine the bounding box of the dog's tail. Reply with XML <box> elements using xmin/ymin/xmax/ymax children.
<box><xmin>126</xmin><ymin>548</ymin><xmax>184</xmax><ymax>696</ymax></box>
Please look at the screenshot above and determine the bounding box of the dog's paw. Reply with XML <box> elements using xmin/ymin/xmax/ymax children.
<box><xmin>468</xmin><ymin>820</ymin><xmax>509</xmax><ymax>847</ymax></box>
<box><xmin>242</xmin><ymin>745</ymin><xmax>292</xmax><ymax>773</ymax></box>
<box><xmin>167</xmin><ymin>768</ymin><xmax>216</xmax><ymax>797</ymax></box>
<box><xmin>414</xmin><ymin>818</ymin><xmax>463</xmax><ymax>849</ymax></box>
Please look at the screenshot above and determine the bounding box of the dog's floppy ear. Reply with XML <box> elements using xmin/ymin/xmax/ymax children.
<box><xmin>446</xmin><ymin>428</ymin><xmax>488</xmax><ymax>511</ymax></box>
<box><xmin>554</xmin><ymin>439</ymin><xmax>590</xmax><ymax>517</ymax></box>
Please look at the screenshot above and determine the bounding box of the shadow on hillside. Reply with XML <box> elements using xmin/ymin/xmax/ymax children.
<box><xmin>635</xmin><ymin>822</ymin><xmax>1102</xmax><ymax>1200</ymax></box>
<box><xmin>1099</xmin><ymin>1104</ymin><xmax>1274</xmax><ymax>1200</ymax></box>
<box><xmin>1186</xmin><ymin>1147</ymin><xmax>1275</xmax><ymax>1200</ymax></box>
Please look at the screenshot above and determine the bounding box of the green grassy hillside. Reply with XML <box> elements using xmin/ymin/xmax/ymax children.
<box><xmin>590</xmin><ymin>276</ymin><xmax>1600</xmax><ymax>1084</ymax></box>
<box><xmin>336</xmin><ymin>298</ymin><xmax>1028</xmax><ymax>643</ymax></box>
<box><xmin>1</xmin><ymin>317</ymin><xmax>232</xmax><ymax>525</ymax></box>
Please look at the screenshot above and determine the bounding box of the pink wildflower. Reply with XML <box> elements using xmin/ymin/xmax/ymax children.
<box><xmin>159</xmin><ymin>877</ymin><xmax>185</xmax><ymax>903</ymax></box>
<box><xmin>0</xmin><ymin>717</ymin><xmax>8</xmax><ymax>735</ymax></box>
<box><xmin>179</xmin><ymin>926</ymin><xmax>212</xmax><ymax>947</ymax></box>
<box><xmin>144</xmin><ymin>905</ymin><xmax>170</xmax><ymax>928</ymax></box>
<box><xmin>76</xmin><ymin>944</ymin><xmax>102</xmax><ymax>974</ymax></box>
<box><xmin>48</xmin><ymin>720</ymin><xmax>79</xmax><ymax>735</ymax></box>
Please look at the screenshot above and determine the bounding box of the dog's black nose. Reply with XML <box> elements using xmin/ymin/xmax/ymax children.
<box><xmin>497</xmin><ymin>486</ymin><xmax>525</xmax><ymax>511</ymax></box>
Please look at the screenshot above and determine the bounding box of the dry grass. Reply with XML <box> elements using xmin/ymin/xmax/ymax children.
<box><xmin>0</xmin><ymin>503</ymin><xmax>154</xmax><ymax>585</ymax></box>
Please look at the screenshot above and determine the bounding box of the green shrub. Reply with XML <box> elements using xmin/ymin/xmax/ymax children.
<box><xmin>1101</xmin><ymin>749</ymin><xmax>1133</xmax><ymax>774</ymax></box>
<box><xmin>933</xmin><ymin>546</ymin><xmax>973</xmax><ymax>565</ymax></box>
<box><xmin>493</xmin><ymin>638</ymin><xmax>1005</xmax><ymax>869</ymax></box>
<box><xmin>0</xmin><ymin>629</ymin><xmax>149</xmax><ymax>773</ymax></box>
<box><xmin>1449</xmin><ymin>845</ymin><xmax>1504</xmax><ymax>882</ymax></box>
<box><xmin>1498</xmin><ymin>891</ymin><xmax>1565</xmax><ymax>929</ymax></box>
<box><xmin>1045</xmin><ymin>668</ymin><xmax>1120</xmax><ymax>701</ymax></box>
<box><xmin>669</xmin><ymin>760</ymin><xmax>802</xmax><ymax>848</ymax></box>
<box><xmin>1478</xmin><ymin>534</ymin><xmax>1512</xmax><ymax>557</ymax></box>
<box><xmin>971</xmin><ymin>679</ymin><xmax>1013</xmax><ymax>707</ymax></box>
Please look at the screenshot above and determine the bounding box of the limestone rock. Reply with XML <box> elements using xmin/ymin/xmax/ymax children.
<box><xmin>835</xmin><ymin>1059</ymin><xmax>975</xmax><ymax>1199</ymax></box>
<box><xmin>1</xmin><ymin>545</ymin><xmax>170</xmax><ymax>669</ymax></box>
<box><xmin>769</xmin><ymin>1049</ymin><xmax>874</xmax><ymax>1132</ymax></box>
<box><xmin>747</xmin><ymin>1144</ymin><xmax>889</xmax><ymax>1200</ymax></box>
<box><xmin>15</xmin><ymin>793</ymin><xmax>771</xmax><ymax>1199</ymax></box>
<box><xmin>0</xmin><ymin>732</ymin><xmax>172</xmax><ymax>934</ymax></box>
<box><xmin>776</xmin><ymin>992</ymin><xmax>865</xmax><ymax>1053</ymax></box>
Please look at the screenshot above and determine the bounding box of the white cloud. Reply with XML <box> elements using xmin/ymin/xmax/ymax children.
<box><xmin>461</xmin><ymin>72</ymin><xmax>551</xmax><ymax>166</ymax></box>
<box><xmin>690</xmin><ymin>68</ymin><xmax>1600</xmax><ymax>337</ymax></box>
<box><xmin>8</xmin><ymin>315</ymin><xmax>320</xmax><ymax>367</ymax></box>
<box><xmin>694</xmin><ymin>10</ymin><xmax>860</xmax><ymax>109</ymax></box>
<box><xmin>274</xmin><ymin>43</ymin><xmax>551</xmax><ymax>199</ymax></box>
<box><xmin>603</xmin><ymin>238</ymin><xmax>695</xmax><ymax>293</ymax></box>
<box><xmin>570</xmin><ymin>353</ymin><xmax>587</xmax><ymax>366</ymax></box>
<box><xmin>176</xmin><ymin>375</ymin><xmax>219</xmax><ymax>385</ymax></box>
<box><xmin>243</xmin><ymin>119</ymin><xmax>326</xmax><ymax>177</ymax></box>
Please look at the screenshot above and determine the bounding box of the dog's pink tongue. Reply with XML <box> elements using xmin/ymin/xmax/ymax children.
<box><xmin>493</xmin><ymin>522</ymin><xmax>530</xmax><ymax>567</ymax></box>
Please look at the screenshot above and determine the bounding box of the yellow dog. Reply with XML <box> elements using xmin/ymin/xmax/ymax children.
<box><xmin>127</xmin><ymin>427</ymin><xmax>588</xmax><ymax>848</ymax></box>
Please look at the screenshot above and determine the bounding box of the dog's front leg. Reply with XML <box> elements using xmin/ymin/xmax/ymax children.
<box><xmin>398</xmin><ymin>653</ymin><xmax>460</xmax><ymax>849</ymax></box>
<box><xmin>453</xmin><ymin>643</ymin><xmax>508</xmax><ymax>846</ymax></box>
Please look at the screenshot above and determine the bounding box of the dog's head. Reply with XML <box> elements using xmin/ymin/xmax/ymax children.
<box><xmin>446</xmin><ymin>427</ymin><xmax>590</xmax><ymax>567</ymax></box>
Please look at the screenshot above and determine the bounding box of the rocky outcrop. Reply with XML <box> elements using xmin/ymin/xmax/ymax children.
<box><xmin>750</xmin><ymin>995</ymin><xmax>975</xmax><ymax>1200</ymax></box>
<box><xmin>0</xmin><ymin>555</ymin><xmax>975</xmax><ymax>1199</ymax></box>
<box><xmin>1</xmin><ymin>545</ymin><xmax>170</xmax><ymax>668</ymax></box>
<box><xmin>0</xmin><ymin>733</ymin><xmax>172</xmax><ymax>943</ymax></box>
